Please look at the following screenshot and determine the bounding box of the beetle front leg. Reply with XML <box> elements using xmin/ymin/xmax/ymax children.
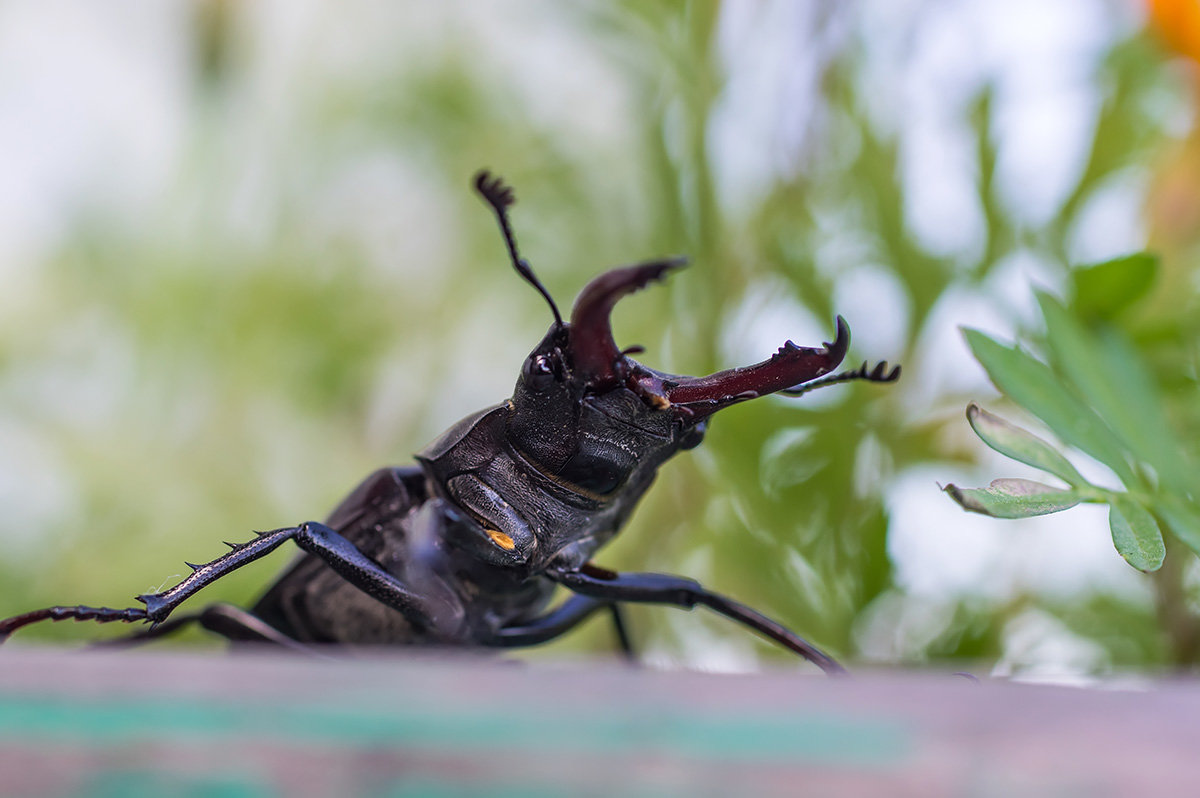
<box><xmin>547</xmin><ymin>564</ymin><xmax>846</xmax><ymax>675</ymax></box>
<box><xmin>147</xmin><ymin>522</ymin><xmax>452</xmax><ymax>634</ymax></box>
<box><xmin>0</xmin><ymin>522</ymin><xmax>448</xmax><ymax>643</ymax></box>
<box><xmin>0</xmin><ymin>605</ymin><xmax>147</xmax><ymax>641</ymax></box>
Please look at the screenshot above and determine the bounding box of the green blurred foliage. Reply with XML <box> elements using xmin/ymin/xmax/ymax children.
<box><xmin>0</xmin><ymin>1</ymin><xmax>1194</xmax><ymax>675</ymax></box>
<box><xmin>948</xmin><ymin>250</ymin><xmax>1200</xmax><ymax>663</ymax></box>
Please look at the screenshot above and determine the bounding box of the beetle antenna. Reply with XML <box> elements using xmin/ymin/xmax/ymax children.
<box><xmin>780</xmin><ymin>360</ymin><xmax>901</xmax><ymax>398</ymax></box>
<box><xmin>474</xmin><ymin>170</ymin><xmax>564</xmax><ymax>327</ymax></box>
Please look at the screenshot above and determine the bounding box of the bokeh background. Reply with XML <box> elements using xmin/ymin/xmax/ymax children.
<box><xmin>0</xmin><ymin>0</ymin><xmax>1197</xmax><ymax>677</ymax></box>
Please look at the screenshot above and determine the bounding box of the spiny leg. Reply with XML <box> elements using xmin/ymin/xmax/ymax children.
<box><xmin>0</xmin><ymin>525</ymin><xmax>299</xmax><ymax>641</ymax></box>
<box><xmin>1</xmin><ymin>521</ymin><xmax>441</xmax><ymax>643</ymax></box>
<box><xmin>547</xmin><ymin>564</ymin><xmax>846</xmax><ymax>675</ymax></box>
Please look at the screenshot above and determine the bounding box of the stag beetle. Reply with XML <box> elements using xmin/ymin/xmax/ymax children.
<box><xmin>0</xmin><ymin>172</ymin><xmax>899</xmax><ymax>673</ymax></box>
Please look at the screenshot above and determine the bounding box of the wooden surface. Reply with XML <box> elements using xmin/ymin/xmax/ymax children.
<box><xmin>0</xmin><ymin>647</ymin><xmax>1192</xmax><ymax>797</ymax></box>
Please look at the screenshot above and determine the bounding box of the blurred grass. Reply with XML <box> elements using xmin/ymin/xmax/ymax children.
<box><xmin>0</xmin><ymin>1</ymin><xmax>1195</xmax><ymax>672</ymax></box>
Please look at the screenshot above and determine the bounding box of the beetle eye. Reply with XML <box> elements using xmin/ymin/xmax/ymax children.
<box><xmin>522</xmin><ymin>354</ymin><xmax>556</xmax><ymax>389</ymax></box>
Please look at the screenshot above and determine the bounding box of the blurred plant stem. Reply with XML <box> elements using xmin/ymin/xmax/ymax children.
<box><xmin>1152</xmin><ymin>537</ymin><xmax>1200</xmax><ymax>666</ymax></box>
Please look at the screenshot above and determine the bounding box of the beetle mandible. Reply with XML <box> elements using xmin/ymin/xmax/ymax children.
<box><xmin>0</xmin><ymin>172</ymin><xmax>899</xmax><ymax>673</ymax></box>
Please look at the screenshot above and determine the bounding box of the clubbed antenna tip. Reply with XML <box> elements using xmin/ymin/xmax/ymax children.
<box><xmin>473</xmin><ymin>170</ymin><xmax>563</xmax><ymax>327</ymax></box>
<box><xmin>474</xmin><ymin>170</ymin><xmax>514</xmax><ymax>210</ymax></box>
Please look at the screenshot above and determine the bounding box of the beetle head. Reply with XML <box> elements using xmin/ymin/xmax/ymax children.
<box><xmin>424</xmin><ymin>170</ymin><xmax>897</xmax><ymax>570</ymax></box>
<box><xmin>471</xmin><ymin>170</ymin><xmax>854</xmax><ymax>499</ymax></box>
<box><xmin>504</xmin><ymin>257</ymin><xmax>850</xmax><ymax>497</ymax></box>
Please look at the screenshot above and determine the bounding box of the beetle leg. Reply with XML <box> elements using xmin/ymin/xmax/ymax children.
<box><xmin>491</xmin><ymin>594</ymin><xmax>612</xmax><ymax>646</ymax></box>
<box><xmin>546</xmin><ymin>565</ymin><xmax>846</xmax><ymax>675</ymax></box>
<box><xmin>0</xmin><ymin>605</ymin><xmax>147</xmax><ymax>642</ymax></box>
<box><xmin>194</xmin><ymin>604</ymin><xmax>319</xmax><ymax>651</ymax></box>
<box><xmin>1</xmin><ymin>521</ymin><xmax>445</xmax><ymax>643</ymax></box>
<box><xmin>140</xmin><ymin>521</ymin><xmax>442</xmax><ymax>630</ymax></box>
<box><xmin>491</xmin><ymin>595</ymin><xmax>636</xmax><ymax>660</ymax></box>
<box><xmin>608</xmin><ymin>604</ymin><xmax>636</xmax><ymax>661</ymax></box>
<box><xmin>91</xmin><ymin>603</ymin><xmax>317</xmax><ymax>654</ymax></box>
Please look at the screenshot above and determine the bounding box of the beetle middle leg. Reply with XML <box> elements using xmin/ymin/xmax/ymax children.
<box><xmin>491</xmin><ymin>593</ymin><xmax>636</xmax><ymax>661</ymax></box>
<box><xmin>608</xmin><ymin>604</ymin><xmax>636</xmax><ymax>661</ymax></box>
<box><xmin>546</xmin><ymin>564</ymin><xmax>846</xmax><ymax>674</ymax></box>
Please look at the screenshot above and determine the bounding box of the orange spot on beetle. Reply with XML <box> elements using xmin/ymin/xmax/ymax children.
<box><xmin>487</xmin><ymin>529</ymin><xmax>515</xmax><ymax>550</ymax></box>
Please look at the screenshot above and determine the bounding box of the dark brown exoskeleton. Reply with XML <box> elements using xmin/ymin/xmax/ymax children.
<box><xmin>0</xmin><ymin>172</ymin><xmax>899</xmax><ymax>673</ymax></box>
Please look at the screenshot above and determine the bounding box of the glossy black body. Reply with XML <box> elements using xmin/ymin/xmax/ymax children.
<box><xmin>254</xmin><ymin>334</ymin><xmax>707</xmax><ymax>646</ymax></box>
<box><xmin>0</xmin><ymin>173</ymin><xmax>898</xmax><ymax>673</ymax></box>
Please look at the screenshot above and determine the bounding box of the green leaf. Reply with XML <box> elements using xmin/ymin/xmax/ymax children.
<box><xmin>943</xmin><ymin>479</ymin><xmax>1082</xmax><ymax>518</ymax></box>
<box><xmin>1109</xmin><ymin>494</ymin><xmax>1165</xmax><ymax>572</ymax></box>
<box><xmin>1036</xmin><ymin>292</ymin><xmax>1190</xmax><ymax>495</ymax></box>
<box><xmin>963</xmin><ymin>328</ymin><xmax>1136</xmax><ymax>486</ymax></box>
<box><xmin>966</xmin><ymin>403</ymin><xmax>1088</xmax><ymax>488</ymax></box>
<box><xmin>1070</xmin><ymin>253</ymin><xmax>1157</xmax><ymax>321</ymax></box>
<box><xmin>1158</xmin><ymin>497</ymin><xmax>1200</xmax><ymax>558</ymax></box>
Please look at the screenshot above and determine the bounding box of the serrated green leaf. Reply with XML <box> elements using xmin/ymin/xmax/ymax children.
<box><xmin>1070</xmin><ymin>253</ymin><xmax>1157</xmax><ymax>321</ymax></box>
<box><xmin>963</xmin><ymin>328</ymin><xmax>1136</xmax><ymax>486</ymax></box>
<box><xmin>1036</xmin><ymin>292</ymin><xmax>1190</xmax><ymax>495</ymax></box>
<box><xmin>966</xmin><ymin>403</ymin><xmax>1088</xmax><ymax>488</ymax></box>
<box><xmin>943</xmin><ymin>479</ymin><xmax>1082</xmax><ymax>518</ymax></box>
<box><xmin>1109</xmin><ymin>494</ymin><xmax>1165</xmax><ymax>572</ymax></box>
